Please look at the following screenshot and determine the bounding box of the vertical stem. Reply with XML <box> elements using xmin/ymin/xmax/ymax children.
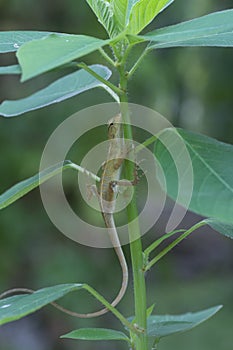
<box><xmin>118</xmin><ymin>64</ymin><xmax>148</xmax><ymax>350</ymax></box>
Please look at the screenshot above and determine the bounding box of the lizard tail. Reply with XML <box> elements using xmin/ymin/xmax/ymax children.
<box><xmin>0</xmin><ymin>241</ymin><xmax>128</xmax><ymax>319</ymax></box>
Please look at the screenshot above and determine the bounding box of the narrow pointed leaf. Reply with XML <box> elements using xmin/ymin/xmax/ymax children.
<box><xmin>0</xmin><ymin>284</ymin><xmax>83</xmax><ymax>325</ymax></box>
<box><xmin>17</xmin><ymin>34</ymin><xmax>110</xmax><ymax>81</ymax></box>
<box><xmin>147</xmin><ymin>306</ymin><xmax>222</xmax><ymax>339</ymax></box>
<box><xmin>143</xmin><ymin>9</ymin><xmax>233</xmax><ymax>49</ymax></box>
<box><xmin>126</xmin><ymin>0</ymin><xmax>174</xmax><ymax>35</ymax></box>
<box><xmin>205</xmin><ymin>219</ymin><xmax>233</xmax><ymax>239</ymax></box>
<box><xmin>129</xmin><ymin>304</ymin><xmax>156</xmax><ymax>326</ymax></box>
<box><xmin>0</xmin><ymin>65</ymin><xmax>21</xmax><ymax>75</ymax></box>
<box><xmin>0</xmin><ymin>161</ymin><xmax>72</xmax><ymax>209</ymax></box>
<box><xmin>0</xmin><ymin>31</ymin><xmax>52</xmax><ymax>53</ymax></box>
<box><xmin>154</xmin><ymin>128</ymin><xmax>233</xmax><ymax>224</ymax></box>
<box><xmin>0</xmin><ymin>64</ymin><xmax>111</xmax><ymax>117</ymax></box>
<box><xmin>61</xmin><ymin>328</ymin><xmax>130</xmax><ymax>342</ymax></box>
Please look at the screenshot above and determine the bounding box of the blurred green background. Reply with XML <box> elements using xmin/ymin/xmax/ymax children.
<box><xmin>0</xmin><ymin>1</ymin><xmax>233</xmax><ymax>349</ymax></box>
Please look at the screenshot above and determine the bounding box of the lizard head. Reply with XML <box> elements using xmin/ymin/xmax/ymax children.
<box><xmin>107</xmin><ymin>114</ymin><xmax>122</xmax><ymax>139</ymax></box>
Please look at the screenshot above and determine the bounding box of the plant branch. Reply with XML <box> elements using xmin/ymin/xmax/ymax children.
<box><xmin>83</xmin><ymin>284</ymin><xmax>135</xmax><ymax>332</ymax></box>
<box><xmin>128</xmin><ymin>46</ymin><xmax>149</xmax><ymax>79</ymax></box>
<box><xmin>77</xmin><ymin>62</ymin><xmax>123</xmax><ymax>95</ymax></box>
<box><xmin>145</xmin><ymin>221</ymin><xmax>207</xmax><ymax>271</ymax></box>
<box><xmin>144</xmin><ymin>229</ymin><xmax>186</xmax><ymax>257</ymax></box>
<box><xmin>69</xmin><ymin>162</ymin><xmax>100</xmax><ymax>182</ymax></box>
<box><xmin>135</xmin><ymin>134</ymin><xmax>159</xmax><ymax>153</ymax></box>
<box><xmin>99</xmin><ymin>47</ymin><xmax>116</xmax><ymax>67</ymax></box>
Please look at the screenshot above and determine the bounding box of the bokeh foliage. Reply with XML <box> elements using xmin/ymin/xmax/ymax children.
<box><xmin>0</xmin><ymin>1</ymin><xmax>233</xmax><ymax>349</ymax></box>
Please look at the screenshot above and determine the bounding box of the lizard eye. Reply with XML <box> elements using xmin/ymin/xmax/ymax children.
<box><xmin>107</xmin><ymin>122</ymin><xmax>114</xmax><ymax>131</ymax></box>
<box><xmin>110</xmin><ymin>181</ymin><xmax>118</xmax><ymax>192</ymax></box>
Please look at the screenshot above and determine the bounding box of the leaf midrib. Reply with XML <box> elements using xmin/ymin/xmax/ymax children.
<box><xmin>183</xmin><ymin>139</ymin><xmax>233</xmax><ymax>195</ymax></box>
<box><xmin>148</xmin><ymin>30</ymin><xmax>233</xmax><ymax>48</ymax></box>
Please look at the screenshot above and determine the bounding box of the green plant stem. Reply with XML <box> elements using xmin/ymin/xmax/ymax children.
<box><xmin>99</xmin><ymin>47</ymin><xmax>116</xmax><ymax>67</ymax></box>
<box><xmin>128</xmin><ymin>48</ymin><xmax>149</xmax><ymax>79</ymax></box>
<box><xmin>77</xmin><ymin>62</ymin><xmax>123</xmax><ymax>96</ymax></box>
<box><xmin>69</xmin><ymin>162</ymin><xmax>100</xmax><ymax>182</ymax></box>
<box><xmin>144</xmin><ymin>229</ymin><xmax>186</xmax><ymax>257</ymax></box>
<box><xmin>135</xmin><ymin>128</ymin><xmax>170</xmax><ymax>154</ymax></box>
<box><xmin>135</xmin><ymin>134</ymin><xmax>158</xmax><ymax>153</ymax></box>
<box><xmin>83</xmin><ymin>284</ymin><xmax>135</xmax><ymax>332</ymax></box>
<box><xmin>145</xmin><ymin>221</ymin><xmax>207</xmax><ymax>272</ymax></box>
<box><xmin>118</xmin><ymin>63</ymin><xmax>148</xmax><ymax>350</ymax></box>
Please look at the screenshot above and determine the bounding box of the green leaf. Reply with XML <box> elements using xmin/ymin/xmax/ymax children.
<box><xmin>0</xmin><ymin>161</ymin><xmax>73</xmax><ymax>209</ymax></box>
<box><xmin>61</xmin><ymin>328</ymin><xmax>130</xmax><ymax>342</ymax></box>
<box><xmin>0</xmin><ymin>31</ymin><xmax>52</xmax><ymax>53</ymax></box>
<box><xmin>126</xmin><ymin>0</ymin><xmax>141</xmax><ymax>19</ymax></box>
<box><xmin>154</xmin><ymin>128</ymin><xmax>233</xmax><ymax>225</ymax></box>
<box><xmin>0</xmin><ymin>284</ymin><xmax>83</xmax><ymax>325</ymax></box>
<box><xmin>0</xmin><ymin>161</ymin><xmax>99</xmax><ymax>210</ymax></box>
<box><xmin>86</xmin><ymin>0</ymin><xmax>117</xmax><ymax>37</ymax></box>
<box><xmin>126</xmin><ymin>0</ymin><xmax>174</xmax><ymax>35</ymax></box>
<box><xmin>0</xmin><ymin>64</ymin><xmax>111</xmax><ymax>117</ymax></box>
<box><xmin>143</xmin><ymin>9</ymin><xmax>233</xmax><ymax>49</ymax></box>
<box><xmin>0</xmin><ymin>65</ymin><xmax>21</xmax><ymax>75</ymax></box>
<box><xmin>17</xmin><ymin>34</ymin><xmax>110</xmax><ymax>81</ymax></box>
<box><xmin>112</xmin><ymin>0</ymin><xmax>129</xmax><ymax>34</ymax></box>
<box><xmin>85</xmin><ymin>0</ymin><xmax>174</xmax><ymax>37</ymax></box>
<box><xmin>147</xmin><ymin>306</ymin><xmax>222</xmax><ymax>339</ymax></box>
<box><xmin>205</xmin><ymin>219</ymin><xmax>233</xmax><ymax>239</ymax></box>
